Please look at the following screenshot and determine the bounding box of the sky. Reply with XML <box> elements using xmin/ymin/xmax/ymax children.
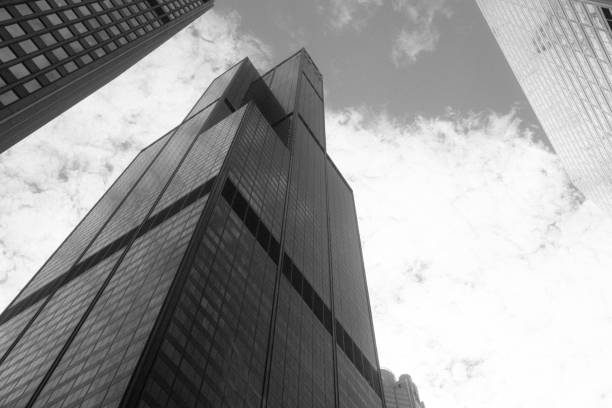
<box><xmin>2</xmin><ymin>1</ymin><xmax>612</xmax><ymax>408</ymax></box>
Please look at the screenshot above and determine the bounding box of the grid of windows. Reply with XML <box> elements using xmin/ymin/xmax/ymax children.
<box><xmin>0</xmin><ymin>0</ymin><xmax>209</xmax><ymax>109</ymax></box>
<box><xmin>267</xmin><ymin>277</ymin><xmax>335</xmax><ymax>408</ymax></box>
<box><xmin>152</xmin><ymin>105</ymin><xmax>245</xmax><ymax>216</ymax></box>
<box><xmin>8</xmin><ymin>129</ymin><xmax>172</xmax><ymax>306</ymax></box>
<box><xmin>0</xmin><ymin>252</ymin><xmax>121</xmax><ymax>408</ymax></box>
<box><xmin>337</xmin><ymin>351</ymin><xmax>384</xmax><ymax>408</ymax></box>
<box><xmin>0</xmin><ymin>299</ymin><xmax>44</xmax><ymax>360</ymax></box>
<box><xmin>226</xmin><ymin>104</ymin><xmax>291</xmax><ymax>239</ymax></box>
<box><xmin>139</xmin><ymin>198</ymin><xmax>279</xmax><ymax>408</ymax></box>
<box><xmin>301</xmin><ymin>53</ymin><xmax>323</xmax><ymax>100</ymax></box>
<box><xmin>327</xmin><ymin>160</ymin><xmax>378</xmax><ymax>365</ymax></box>
<box><xmin>264</xmin><ymin>53</ymin><xmax>301</xmax><ymax>114</ymax></box>
<box><xmin>0</xmin><ymin>48</ymin><xmax>386</xmax><ymax>408</ymax></box>
<box><xmin>222</xmin><ymin>175</ymin><xmax>381</xmax><ymax>398</ymax></box>
<box><xmin>32</xmin><ymin>196</ymin><xmax>208</xmax><ymax>408</ymax></box>
<box><xmin>184</xmin><ymin>59</ymin><xmax>245</xmax><ymax>120</ymax></box>
<box><xmin>476</xmin><ymin>0</ymin><xmax>612</xmax><ymax>214</ymax></box>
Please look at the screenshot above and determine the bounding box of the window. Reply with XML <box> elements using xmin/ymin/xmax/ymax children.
<box><xmin>78</xmin><ymin>6</ymin><xmax>91</xmax><ymax>16</ymax></box>
<box><xmin>9</xmin><ymin>63</ymin><xmax>29</xmax><ymax>79</ymax></box>
<box><xmin>0</xmin><ymin>47</ymin><xmax>16</xmax><ymax>63</ymax></box>
<box><xmin>63</xmin><ymin>61</ymin><xmax>77</xmax><ymax>72</ymax></box>
<box><xmin>40</xmin><ymin>33</ymin><xmax>57</xmax><ymax>46</ymax></box>
<box><xmin>6</xmin><ymin>24</ymin><xmax>26</xmax><ymax>38</ymax></box>
<box><xmin>32</xmin><ymin>54</ymin><xmax>51</xmax><ymax>70</ymax></box>
<box><xmin>73</xmin><ymin>22</ymin><xmax>87</xmax><ymax>34</ymax></box>
<box><xmin>45</xmin><ymin>69</ymin><xmax>61</xmax><ymax>82</ymax></box>
<box><xmin>68</xmin><ymin>40</ymin><xmax>83</xmax><ymax>53</ymax></box>
<box><xmin>87</xmin><ymin>18</ymin><xmax>100</xmax><ymax>29</ymax></box>
<box><xmin>19</xmin><ymin>40</ymin><xmax>38</xmax><ymax>53</ymax></box>
<box><xmin>93</xmin><ymin>48</ymin><xmax>106</xmax><ymax>58</ymax></box>
<box><xmin>83</xmin><ymin>35</ymin><xmax>97</xmax><ymax>46</ymax></box>
<box><xmin>52</xmin><ymin>47</ymin><xmax>68</xmax><ymax>60</ymax></box>
<box><xmin>58</xmin><ymin>27</ymin><xmax>73</xmax><ymax>40</ymax></box>
<box><xmin>46</xmin><ymin>14</ymin><xmax>63</xmax><ymax>26</ymax></box>
<box><xmin>79</xmin><ymin>54</ymin><xmax>92</xmax><ymax>64</ymax></box>
<box><xmin>35</xmin><ymin>1</ymin><xmax>52</xmax><ymax>11</ymax></box>
<box><xmin>28</xmin><ymin>18</ymin><xmax>45</xmax><ymax>31</ymax></box>
<box><xmin>63</xmin><ymin>10</ymin><xmax>78</xmax><ymax>20</ymax></box>
<box><xmin>15</xmin><ymin>4</ymin><xmax>34</xmax><ymax>16</ymax></box>
<box><xmin>0</xmin><ymin>8</ymin><xmax>11</xmax><ymax>22</ymax></box>
<box><xmin>0</xmin><ymin>90</ymin><xmax>18</xmax><ymax>105</ymax></box>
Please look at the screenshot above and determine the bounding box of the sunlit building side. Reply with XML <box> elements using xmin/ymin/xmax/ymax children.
<box><xmin>476</xmin><ymin>0</ymin><xmax>612</xmax><ymax>213</ymax></box>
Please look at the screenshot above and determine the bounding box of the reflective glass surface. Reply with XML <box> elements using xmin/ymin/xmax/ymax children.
<box><xmin>476</xmin><ymin>0</ymin><xmax>612</xmax><ymax>213</ymax></box>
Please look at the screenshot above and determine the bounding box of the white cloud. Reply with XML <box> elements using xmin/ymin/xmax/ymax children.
<box><xmin>319</xmin><ymin>0</ymin><xmax>383</xmax><ymax>30</ymax></box>
<box><xmin>326</xmin><ymin>107</ymin><xmax>612</xmax><ymax>408</ymax></box>
<box><xmin>391</xmin><ymin>0</ymin><xmax>452</xmax><ymax>65</ymax></box>
<box><xmin>0</xmin><ymin>10</ymin><xmax>271</xmax><ymax>311</ymax></box>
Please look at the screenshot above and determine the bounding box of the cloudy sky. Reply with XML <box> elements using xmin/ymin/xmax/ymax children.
<box><xmin>2</xmin><ymin>1</ymin><xmax>612</xmax><ymax>407</ymax></box>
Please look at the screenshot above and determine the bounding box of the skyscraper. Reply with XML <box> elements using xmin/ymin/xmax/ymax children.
<box><xmin>476</xmin><ymin>0</ymin><xmax>612</xmax><ymax>214</ymax></box>
<box><xmin>381</xmin><ymin>369</ymin><xmax>425</xmax><ymax>408</ymax></box>
<box><xmin>0</xmin><ymin>0</ymin><xmax>213</xmax><ymax>153</ymax></box>
<box><xmin>0</xmin><ymin>49</ymin><xmax>386</xmax><ymax>408</ymax></box>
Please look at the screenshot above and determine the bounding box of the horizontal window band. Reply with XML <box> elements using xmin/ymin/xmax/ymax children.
<box><xmin>0</xmin><ymin>177</ymin><xmax>215</xmax><ymax>325</ymax></box>
<box><xmin>220</xmin><ymin>177</ymin><xmax>382</xmax><ymax>398</ymax></box>
<box><xmin>221</xmin><ymin>178</ymin><xmax>281</xmax><ymax>264</ymax></box>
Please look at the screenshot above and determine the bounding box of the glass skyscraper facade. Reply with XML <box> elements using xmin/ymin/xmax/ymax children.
<box><xmin>0</xmin><ymin>49</ymin><xmax>386</xmax><ymax>408</ymax></box>
<box><xmin>476</xmin><ymin>0</ymin><xmax>612</xmax><ymax>214</ymax></box>
<box><xmin>381</xmin><ymin>370</ymin><xmax>425</xmax><ymax>408</ymax></box>
<box><xmin>0</xmin><ymin>0</ymin><xmax>213</xmax><ymax>153</ymax></box>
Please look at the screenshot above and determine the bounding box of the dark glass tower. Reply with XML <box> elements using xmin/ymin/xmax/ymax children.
<box><xmin>0</xmin><ymin>49</ymin><xmax>386</xmax><ymax>408</ymax></box>
<box><xmin>381</xmin><ymin>369</ymin><xmax>425</xmax><ymax>408</ymax></box>
<box><xmin>0</xmin><ymin>0</ymin><xmax>213</xmax><ymax>153</ymax></box>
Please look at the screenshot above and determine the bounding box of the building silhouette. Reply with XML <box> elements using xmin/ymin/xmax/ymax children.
<box><xmin>0</xmin><ymin>0</ymin><xmax>213</xmax><ymax>153</ymax></box>
<box><xmin>381</xmin><ymin>369</ymin><xmax>425</xmax><ymax>408</ymax></box>
<box><xmin>476</xmin><ymin>0</ymin><xmax>612</xmax><ymax>214</ymax></box>
<box><xmin>0</xmin><ymin>49</ymin><xmax>386</xmax><ymax>408</ymax></box>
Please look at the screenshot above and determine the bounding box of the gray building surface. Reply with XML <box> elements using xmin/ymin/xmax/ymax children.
<box><xmin>0</xmin><ymin>49</ymin><xmax>386</xmax><ymax>408</ymax></box>
<box><xmin>381</xmin><ymin>369</ymin><xmax>425</xmax><ymax>408</ymax></box>
<box><xmin>0</xmin><ymin>0</ymin><xmax>212</xmax><ymax>153</ymax></box>
<box><xmin>476</xmin><ymin>0</ymin><xmax>612</xmax><ymax>214</ymax></box>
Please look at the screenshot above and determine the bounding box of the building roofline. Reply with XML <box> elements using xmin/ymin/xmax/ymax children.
<box><xmin>259</xmin><ymin>48</ymin><xmax>323</xmax><ymax>79</ymax></box>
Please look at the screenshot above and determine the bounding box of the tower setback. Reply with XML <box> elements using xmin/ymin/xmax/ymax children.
<box><xmin>0</xmin><ymin>49</ymin><xmax>386</xmax><ymax>408</ymax></box>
